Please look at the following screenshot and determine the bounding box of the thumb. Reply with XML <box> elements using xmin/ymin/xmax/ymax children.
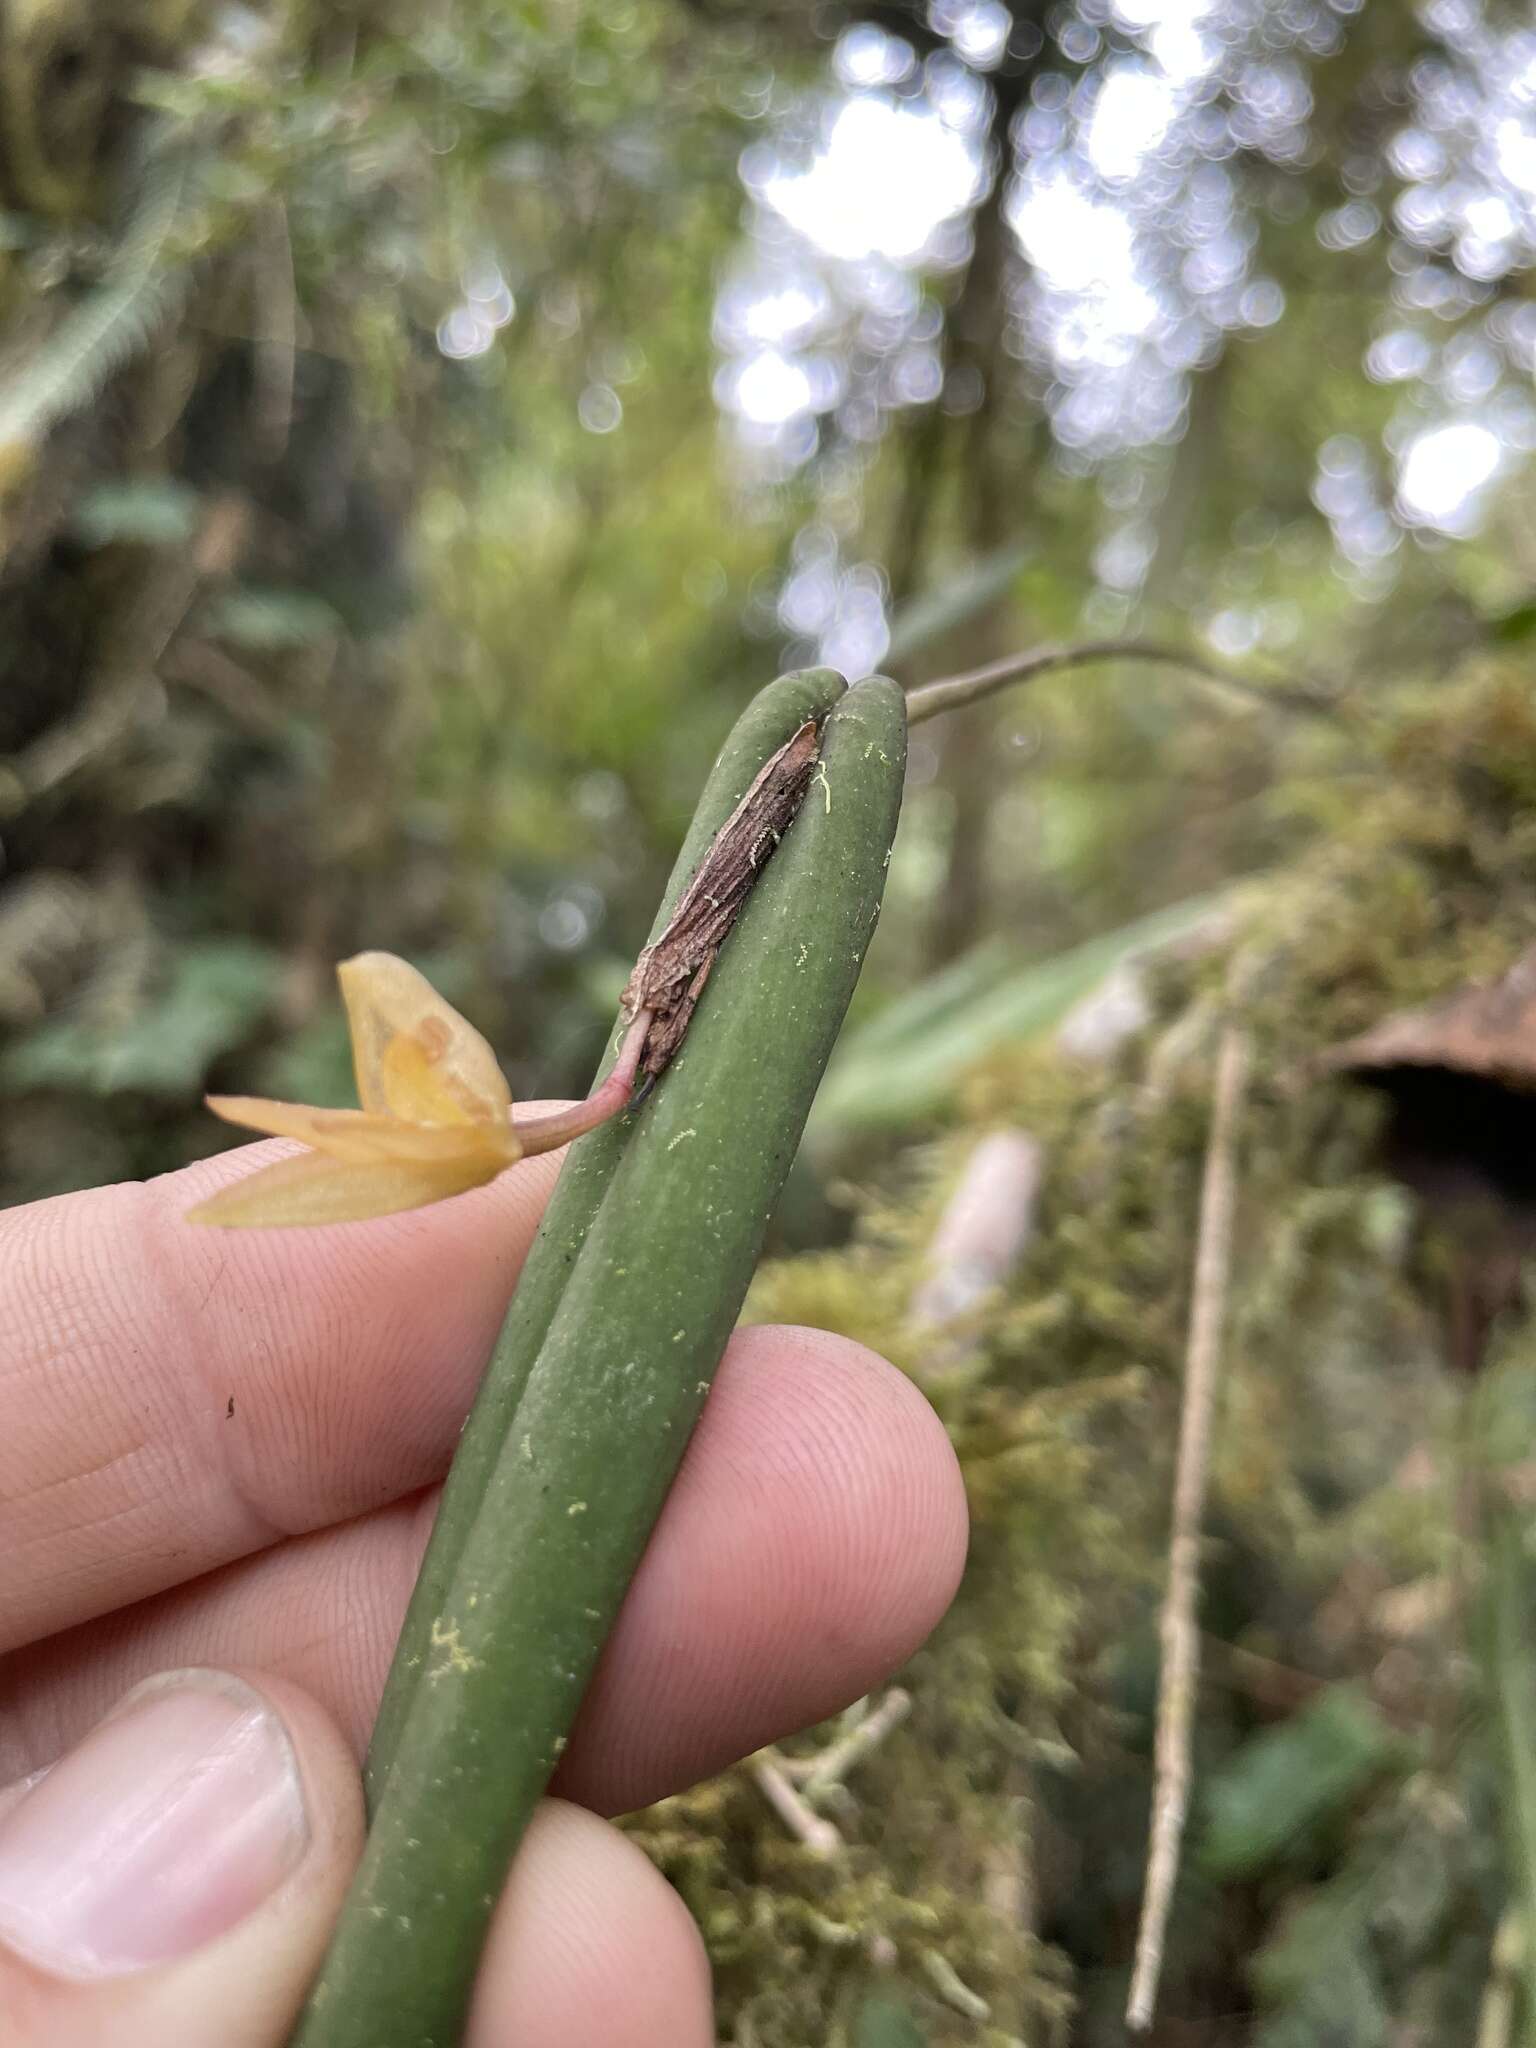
<box><xmin>0</xmin><ymin>1669</ymin><xmax>362</xmax><ymax>2048</ymax></box>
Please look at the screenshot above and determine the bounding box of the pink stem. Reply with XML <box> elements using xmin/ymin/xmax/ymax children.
<box><xmin>510</xmin><ymin>1009</ymin><xmax>653</xmax><ymax>1155</ymax></box>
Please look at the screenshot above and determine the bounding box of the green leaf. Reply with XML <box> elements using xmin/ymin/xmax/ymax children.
<box><xmin>1200</xmin><ymin>1685</ymin><xmax>1406</xmax><ymax>1881</ymax></box>
<box><xmin>1253</xmin><ymin>1892</ymin><xmax>1390</xmax><ymax>2048</ymax></box>
<box><xmin>0</xmin><ymin>147</ymin><xmax>191</xmax><ymax>461</ymax></box>
<box><xmin>2</xmin><ymin>940</ymin><xmax>282</xmax><ymax>1099</ymax></box>
<box><xmin>1487</xmin><ymin>600</ymin><xmax>1536</xmax><ymax>644</ymax></box>
<box><xmin>832</xmin><ymin>937</ymin><xmax>1018</xmax><ymax>1061</ymax></box>
<box><xmin>809</xmin><ymin>894</ymin><xmax>1219</xmax><ymax>1136</ymax></box>
<box><xmin>885</xmin><ymin>542</ymin><xmax>1031</xmax><ymax>667</ymax></box>
<box><xmin>854</xmin><ymin>1989</ymin><xmax>928</xmax><ymax>2048</ymax></box>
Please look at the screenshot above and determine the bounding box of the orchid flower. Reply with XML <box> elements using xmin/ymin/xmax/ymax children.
<box><xmin>189</xmin><ymin>952</ymin><xmax>650</xmax><ymax>1228</ymax></box>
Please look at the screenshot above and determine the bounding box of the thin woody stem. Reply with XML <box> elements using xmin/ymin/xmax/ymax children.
<box><xmin>1126</xmin><ymin>1024</ymin><xmax>1250</xmax><ymax>2033</ymax></box>
<box><xmin>904</xmin><ymin>639</ymin><xmax>1330</xmax><ymax>726</ymax></box>
<box><xmin>510</xmin><ymin>1008</ymin><xmax>653</xmax><ymax>1154</ymax></box>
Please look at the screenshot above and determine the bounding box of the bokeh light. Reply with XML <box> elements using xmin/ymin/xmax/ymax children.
<box><xmin>704</xmin><ymin>0</ymin><xmax>1536</xmax><ymax>652</ymax></box>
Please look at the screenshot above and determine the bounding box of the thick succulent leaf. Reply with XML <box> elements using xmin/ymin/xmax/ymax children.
<box><xmin>337</xmin><ymin>952</ymin><xmax>511</xmax><ymax>1124</ymax></box>
<box><xmin>186</xmin><ymin>1147</ymin><xmax>502</xmax><ymax>1229</ymax></box>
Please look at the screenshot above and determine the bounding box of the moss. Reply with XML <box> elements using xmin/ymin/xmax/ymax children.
<box><xmin>626</xmin><ymin>668</ymin><xmax>1536</xmax><ymax>2042</ymax></box>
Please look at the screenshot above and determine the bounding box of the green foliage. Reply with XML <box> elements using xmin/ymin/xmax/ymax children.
<box><xmin>856</xmin><ymin>1991</ymin><xmax>930</xmax><ymax>2048</ymax></box>
<box><xmin>2</xmin><ymin>937</ymin><xmax>280</xmax><ymax>1097</ymax></box>
<box><xmin>1248</xmin><ymin>1760</ymin><xmax>1504</xmax><ymax>2048</ymax></box>
<box><xmin>0</xmin><ymin>0</ymin><xmax>821</xmax><ymax>1205</ymax></box>
<box><xmin>0</xmin><ymin>142</ymin><xmax>192</xmax><ymax>464</ymax></box>
<box><xmin>623</xmin><ymin>669</ymin><xmax>1536</xmax><ymax>2043</ymax></box>
<box><xmin>1200</xmin><ymin>1687</ymin><xmax>1409</xmax><ymax>1883</ymax></box>
<box><xmin>1485</xmin><ymin>601</ymin><xmax>1536</xmax><ymax>645</ymax></box>
<box><xmin>5</xmin><ymin>3</ymin><xmax>1536</xmax><ymax>2040</ymax></box>
<box><xmin>811</xmin><ymin>894</ymin><xmax>1218</xmax><ymax>1138</ymax></box>
<box><xmin>884</xmin><ymin>547</ymin><xmax>1032</xmax><ymax>666</ymax></box>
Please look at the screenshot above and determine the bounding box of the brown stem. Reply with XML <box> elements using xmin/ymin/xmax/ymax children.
<box><xmin>904</xmin><ymin>639</ymin><xmax>1330</xmax><ymax>726</ymax></box>
<box><xmin>1127</xmin><ymin>1025</ymin><xmax>1250</xmax><ymax>2033</ymax></box>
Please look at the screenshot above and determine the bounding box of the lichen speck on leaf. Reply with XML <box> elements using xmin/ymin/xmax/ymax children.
<box><xmin>188</xmin><ymin>951</ymin><xmax>646</xmax><ymax>1229</ymax></box>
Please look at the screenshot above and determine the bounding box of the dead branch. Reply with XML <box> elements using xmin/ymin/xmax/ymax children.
<box><xmin>903</xmin><ymin>639</ymin><xmax>1330</xmax><ymax>726</ymax></box>
<box><xmin>1127</xmin><ymin>1025</ymin><xmax>1250</xmax><ymax>2032</ymax></box>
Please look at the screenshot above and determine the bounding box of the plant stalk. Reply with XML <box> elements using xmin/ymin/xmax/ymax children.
<box><xmin>363</xmin><ymin>669</ymin><xmax>847</xmax><ymax>1806</ymax></box>
<box><xmin>294</xmin><ymin>678</ymin><xmax>905</xmax><ymax>2046</ymax></box>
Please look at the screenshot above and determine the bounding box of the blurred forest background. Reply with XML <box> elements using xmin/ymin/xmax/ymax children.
<box><xmin>6</xmin><ymin>0</ymin><xmax>1536</xmax><ymax>2042</ymax></box>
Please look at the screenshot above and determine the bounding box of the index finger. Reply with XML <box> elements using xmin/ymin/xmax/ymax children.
<box><xmin>0</xmin><ymin>1132</ymin><xmax>568</xmax><ymax>1655</ymax></box>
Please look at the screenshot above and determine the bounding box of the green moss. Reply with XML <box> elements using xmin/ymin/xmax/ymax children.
<box><xmin>627</xmin><ymin>668</ymin><xmax>1536</xmax><ymax>2042</ymax></box>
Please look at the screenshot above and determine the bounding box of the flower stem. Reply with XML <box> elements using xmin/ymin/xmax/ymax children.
<box><xmin>510</xmin><ymin>1008</ymin><xmax>653</xmax><ymax>1154</ymax></box>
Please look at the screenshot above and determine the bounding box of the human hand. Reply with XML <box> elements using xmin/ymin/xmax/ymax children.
<box><xmin>0</xmin><ymin>1130</ymin><xmax>967</xmax><ymax>2046</ymax></box>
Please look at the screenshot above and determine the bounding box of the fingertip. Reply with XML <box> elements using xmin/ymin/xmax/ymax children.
<box><xmin>562</xmin><ymin>1323</ymin><xmax>968</xmax><ymax>1812</ymax></box>
<box><xmin>468</xmin><ymin>1801</ymin><xmax>711</xmax><ymax>2048</ymax></box>
<box><xmin>802</xmin><ymin>1324</ymin><xmax>969</xmax><ymax>1612</ymax></box>
<box><xmin>726</xmin><ymin>1325</ymin><xmax>969</xmax><ymax>1662</ymax></box>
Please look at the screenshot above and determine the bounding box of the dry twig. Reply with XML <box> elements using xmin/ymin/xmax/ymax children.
<box><xmin>904</xmin><ymin>638</ymin><xmax>1329</xmax><ymax>726</ymax></box>
<box><xmin>1126</xmin><ymin>1024</ymin><xmax>1250</xmax><ymax>2032</ymax></box>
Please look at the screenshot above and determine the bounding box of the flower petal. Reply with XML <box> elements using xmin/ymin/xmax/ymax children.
<box><xmin>186</xmin><ymin>1148</ymin><xmax>505</xmax><ymax>1229</ymax></box>
<box><xmin>337</xmin><ymin>952</ymin><xmax>512</xmax><ymax>1125</ymax></box>
<box><xmin>205</xmin><ymin>1097</ymin><xmax>522</xmax><ymax>1170</ymax></box>
<box><xmin>203</xmin><ymin>1097</ymin><xmax>390</xmax><ymax>1160</ymax></box>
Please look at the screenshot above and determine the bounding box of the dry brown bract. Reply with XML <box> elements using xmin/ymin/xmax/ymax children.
<box><xmin>621</xmin><ymin>718</ymin><xmax>821</xmax><ymax>1083</ymax></box>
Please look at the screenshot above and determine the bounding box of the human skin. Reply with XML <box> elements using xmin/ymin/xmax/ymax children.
<box><xmin>0</xmin><ymin>1125</ymin><xmax>969</xmax><ymax>2046</ymax></box>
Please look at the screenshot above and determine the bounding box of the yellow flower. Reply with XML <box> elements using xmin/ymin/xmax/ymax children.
<box><xmin>188</xmin><ymin>952</ymin><xmax>648</xmax><ymax>1228</ymax></box>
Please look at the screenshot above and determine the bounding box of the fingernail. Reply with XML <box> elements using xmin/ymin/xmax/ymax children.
<box><xmin>0</xmin><ymin>1670</ymin><xmax>309</xmax><ymax>1978</ymax></box>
